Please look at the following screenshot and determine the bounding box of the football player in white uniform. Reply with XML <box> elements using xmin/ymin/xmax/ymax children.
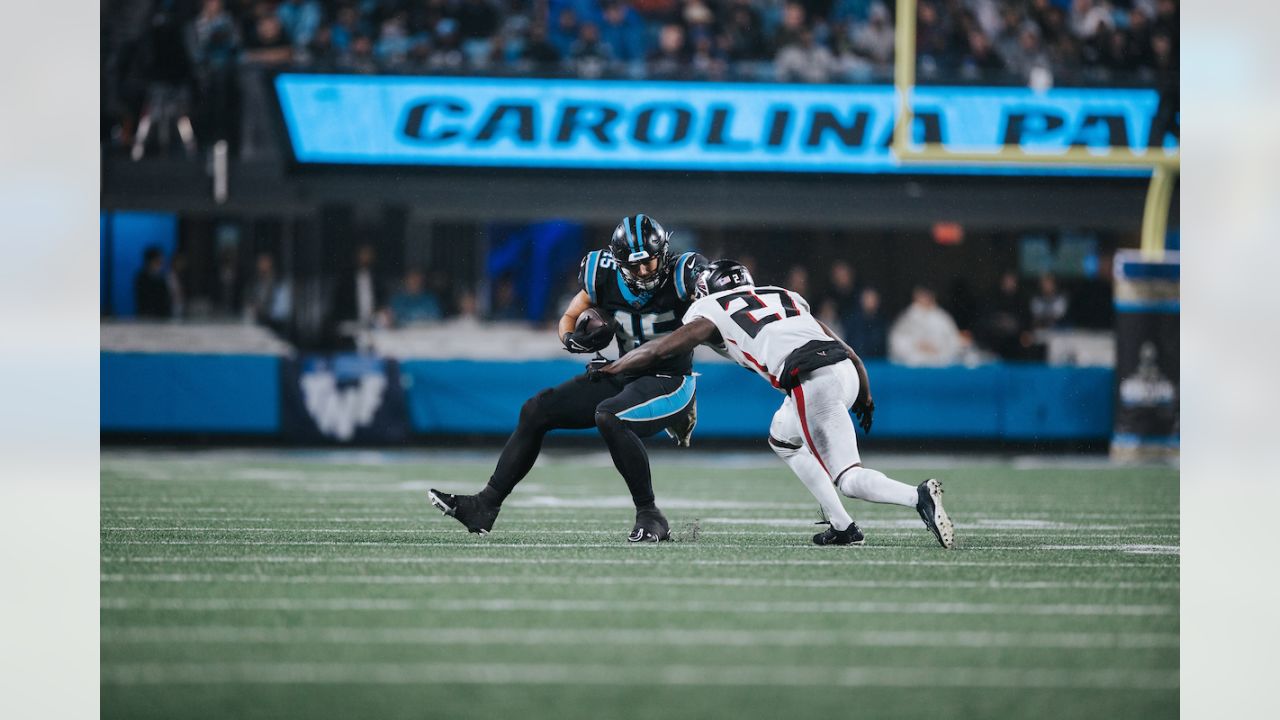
<box><xmin>598</xmin><ymin>259</ymin><xmax>954</xmax><ymax>548</ymax></box>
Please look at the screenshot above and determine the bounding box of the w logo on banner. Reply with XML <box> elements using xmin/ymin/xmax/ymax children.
<box><xmin>300</xmin><ymin>369</ymin><xmax>386</xmax><ymax>441</ymax></box>
<box><xmin>283</xmin><ymin>354</ymin><xmax>411</xmax><ymax>444</ymax></box>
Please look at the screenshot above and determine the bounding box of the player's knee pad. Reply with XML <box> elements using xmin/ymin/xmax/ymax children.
<box><xmin>518</xmin><ymin>389</ymin><xmax>554</xmax><ymax>429</ymax></box>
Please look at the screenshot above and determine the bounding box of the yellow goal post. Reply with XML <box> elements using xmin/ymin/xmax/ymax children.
<box><xmin>890</xmin><ymin>0</ymin><xmax>1178</xmax><ymax>259</ymax></box>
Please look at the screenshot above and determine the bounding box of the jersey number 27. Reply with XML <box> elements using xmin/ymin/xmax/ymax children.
<box><xmin>716</xmin><ymin>289</ymin><xmax>802</xmax><ymax>338</ymax></box>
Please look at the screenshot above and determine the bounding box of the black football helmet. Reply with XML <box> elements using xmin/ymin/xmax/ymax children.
<box><xmin>609</xmin><ymin>214</ymin><xmax>672</xmax><ymax>293</ymax></box>
<box><xmin>694</xmin><ymin>259</ymin><xmax>754</xmax><ymax>299</ymax></box>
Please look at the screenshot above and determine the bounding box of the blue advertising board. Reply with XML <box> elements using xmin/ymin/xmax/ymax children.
<box><xmin>275</xmin><ymin>74</ymin><xmax>1170</xmax><ymax>176</ymax></box>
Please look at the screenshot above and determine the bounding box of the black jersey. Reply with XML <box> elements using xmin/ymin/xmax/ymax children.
<box><xmin>578</xmin><ymin>249</ymin><xmax>707</xmax><ymax>376</ymax></box>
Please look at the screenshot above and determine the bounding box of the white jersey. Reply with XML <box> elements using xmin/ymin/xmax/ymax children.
<box><xmin>683</xmin><ymin>285</ymin><xmax>833</xmax><ymax>388</ymax></box>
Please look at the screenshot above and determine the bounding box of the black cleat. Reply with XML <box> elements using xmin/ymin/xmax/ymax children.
<box><xmin>628</xmin><ymin>507</ymin><xmax>672</xmax><ymax>543</ymax></box>
<box><xmin>916</xmin><ymin>478</ymin><xmax>955</xmax><ymax>549</ymax></box>
<box><xmin>428</xmin><ymin>489</ymin><xmax>500</xmax><ymax>535</ymax></box>
<box><xmin>812</xmin><ymin>521</ymin><xmax>866</xmax><ymax>546</ymax></box>
<box><xmin>663</xmin><ymin>402</ymin><xmax>697</xmax><ymax>448</ymax></box>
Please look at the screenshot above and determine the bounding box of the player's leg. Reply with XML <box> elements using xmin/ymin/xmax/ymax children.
<box><xmin>768</xmin><ymin>397</ymin><xmax>859</xmax><ymax>543</ymax></box>
<box><xmin>428</xmin><ymin>373</ymin><xmax>621</xmax><ymax>533</ymax></box>
<box><xmin>594</xmin><ymin>374</ymin><xmax>696</xmax><ymax>542</ymax></box>
<box><xmin>799</xmin><ymin>363</ymin><xmax>955</xmax><ymax>548</ymax></box>
<box><xmin>478</xmin><ymin>373</ymin><xmax>621</xmax><ymax>505</ymax></box>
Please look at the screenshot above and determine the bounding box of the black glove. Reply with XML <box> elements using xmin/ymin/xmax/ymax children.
<box><xmin>853</xmin><ymin>396</ymin><xmax>875</xmax><ymax>434</ymax></box>
<box><xmin>562</xmin><ymin>331</ymin><xmax>594</xmax><ymax>354</ymax></box>
<box><xmin>586</xmin><ymin>354</ymin><xmax>610</xmax><ymax>382</ymax></box>
<box><xmin>562</xmin><ymin>320</ymin><xmax>616</xmax><ymax>354</ymax></box>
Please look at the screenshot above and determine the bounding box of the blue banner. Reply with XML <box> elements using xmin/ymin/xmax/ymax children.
<box><xmin>275</xmin><ymin>74</ymin><xmax>1170</xmax><ymax>175</ymax></box>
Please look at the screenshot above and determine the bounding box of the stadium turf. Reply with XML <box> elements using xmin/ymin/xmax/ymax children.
<box><xmin>101</xmin><ymin>449</ymin><xmax>1178</xmax><ymax>720</ymax></box>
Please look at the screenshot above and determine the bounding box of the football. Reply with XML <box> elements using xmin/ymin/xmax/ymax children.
<box><xmin>576</xmin><ymin>306</ymin><xmax>611</xmax><ymax>335</ymax></box>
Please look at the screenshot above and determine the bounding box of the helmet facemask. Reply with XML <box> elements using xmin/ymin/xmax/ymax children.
<box><xmin>619</xmin><ymin>250</ymin><xmax>669</xmax><ymax>293</ymax></box>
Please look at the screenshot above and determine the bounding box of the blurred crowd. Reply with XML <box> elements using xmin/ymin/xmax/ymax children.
<box><xmin>104</xmin><ymin>0</ymin><xmax>1178</xmax><ymax>157</ymax></box>
<box><xmin>134</xmin><ymin>239</ymin><xmax>1112</xmax><ymax>364</ymax></box>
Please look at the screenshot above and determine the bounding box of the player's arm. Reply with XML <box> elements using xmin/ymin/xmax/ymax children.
<box><xmin>601</xmin><ymin>317</ymin><xmax>719</xmax><ymax>376</ymax></box>
<box><xmin>559</xmin><ymin>290</ymin><xmax>593</xmax><ymax>339</ymax></box>
<box><xmin>817</xmin><ymin>319</ymin><xmax>875</xmax><ymax>433</ymax></box>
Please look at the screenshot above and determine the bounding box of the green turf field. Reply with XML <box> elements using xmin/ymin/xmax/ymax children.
<box><xmin>101</xmin><ymin>449</ymin><xmax>1178</xmax><ymax>720</ymax></box>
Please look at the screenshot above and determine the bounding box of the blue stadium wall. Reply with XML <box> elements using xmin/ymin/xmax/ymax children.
<box><xmin>100</xmin><ymin>353</ymin><xmax>1111</xmax><ymax>442</ymax></box>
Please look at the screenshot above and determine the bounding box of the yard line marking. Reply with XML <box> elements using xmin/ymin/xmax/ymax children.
<box><xmin>100</xmin><ymin>507</ymin><xmax>1182</xmax><ymax>523</ymax></box>
<box><xmin>98</xmin><ymin>539</ymin><xmax>1183</xmax><ymax>555</ymax></box>
<box><xmin>100</xmin><ymin>661</ymin><xmax>1178</xmax><ymax>690</ymax></box>
<box><xmin>99</xmin><ymin>573</ymin><xmax>1180</xmax><ymax>591</ymax></box>
<box><xmin>97</xmin><ymin>520</ymin><xmax>1177</xmax><ymax>538</ymax></box>
<box><xmin>1037</xmin><ymin>545</ymin><xmax>1180</xmax><ymax>555</ymax></box>
<box><xmin>101</xmin><ymin>625</ymin><xmax>1180</xmax><ymax>650</ymax></box>
<box><xmin>100</xmin><ymin>555</ymin><xmax>1181</xmax><ymax>570</ymax></box>
<box><xmin>100</xmin><ymin>597</ymin><xmax>1175</xmax><ymax>616</ymax></box>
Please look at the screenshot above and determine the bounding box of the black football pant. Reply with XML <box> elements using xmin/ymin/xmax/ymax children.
<box><xmin>478</xmin><ymin>371</ymin><xmax>696</xmax><ymax>511</ymax></box>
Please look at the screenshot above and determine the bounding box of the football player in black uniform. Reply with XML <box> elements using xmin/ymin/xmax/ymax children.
<box><xmin>429</xmin><ymin>214</ymin><xmax>707</xmax><ymax>542</ymax></box>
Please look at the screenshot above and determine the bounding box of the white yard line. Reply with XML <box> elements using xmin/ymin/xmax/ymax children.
<box><xmin>100</xmin><ymin>661</ymin><xmax>1178</xmax><ymax>690</ymax></box>
<box><xmin>98</xmin><ymin>539</ymin><xmax>1183</xmax><ymax>556</ymax></box>
<box><xmin>97</xmin><ymin>520</ymin><xmax>1177</xmax><ymax>538</ymax></box>
<box><xmin>99</xmin><ymin>596</ymin><xmax>1175</xmax><ymax>616</ymax></box>
<box><xmin>101</xmin><ymin>625</ymin><xmax>1179</xmax><ymax>650</ymax></box>
<box><xmin>100</xmin><ymin>555</ymin><xmax>1180</xmax><ymax>569</ymax></box>
<box><xmin>99</xmin><ymin>573</ymin><xmax>1179</xmax><ymax>591</ymax></box>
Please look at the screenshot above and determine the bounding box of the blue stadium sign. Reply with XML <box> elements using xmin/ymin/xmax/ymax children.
<box><xmin>275</xmin><ymin>74</ymin><xmax>1168</xmax><ymax>175</ymax></box>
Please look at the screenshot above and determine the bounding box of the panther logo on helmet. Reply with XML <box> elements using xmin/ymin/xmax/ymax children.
<box><xmin>609</xmin><ymin>214</ymin><xmax>673</xmax><ymax>293</ymax></box>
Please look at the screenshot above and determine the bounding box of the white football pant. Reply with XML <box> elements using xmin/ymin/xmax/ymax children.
<box><xmin>768</xmin><ymin>362</ymin><xmax>917</xmax><ymax>531</ymax></box>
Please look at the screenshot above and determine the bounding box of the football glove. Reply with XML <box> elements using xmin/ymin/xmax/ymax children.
<box><xmin>586</xmin><ymin>355</ymin><xmax>610</xmax><ymax>382</ymax></box>
<box><xmin>854</xmin><ymin>396</ymin><xmax>875</xmax><ymax>434</ymax></box>
<box><xmin>562</xmin><ymin>321</ymin><xmax>616</xmax><ymax>354</ymax></box>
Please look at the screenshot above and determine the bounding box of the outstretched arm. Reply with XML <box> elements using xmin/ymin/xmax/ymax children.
<box><xmin>601</xmin><ymin>317</ymin><xmax>720</xmax><ymax>376</ymax></box>
<box><xmin>817</xmin><ymin>319</ymin><xmax>875</xmax><ymax>433</ymax></box>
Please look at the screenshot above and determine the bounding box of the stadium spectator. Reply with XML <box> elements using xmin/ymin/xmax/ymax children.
<box><xmin>849</xmin><ymin>2</ymin><xmax>895</xmax><ymax>68</ymax></box>
<box><xmin>277</xmin><ymin>0</ymin><xmax>322</xmax><ymax>49</ymax></box>
<box><xmin>328</xmin><ymin>243</ymin><xmax>389</xmax><ymax>342</ymax></box>
<box><xmin>131</xmin><ymin>6</ymin><xmax>198</xmax><ymax>161</ymax></box>
<box><xmin>889</xmin><ymin>285</ymin><xmax>964</xmax><ymax>366</ymax></box>
<box><xmin>819</xmin><ymin>260</ymin><xmax>859</xmax><ymax>330</ymax></box>
<box><xmin>846</xmin><ymin>287</ymin><xmax>888</xmax><ymax>359</ymax></box>
<box><xmin>521</xmin><ymin>23</ymin><xmax>563</xmax><ymax>71</ymax></box>
<box><xmin>490</xmin><ymin>277</ymin><xmax>525</xmax><ymax>322</ymax></box>
<box><xmin>776</xmin><ymin>28</ymin><xmax>840</xmax><ymax>82</ymax></box>
<box><xmin>785</xmin><ymin>265</ymin><xmax>810</xmax><ymax>298</ymax></box>
<box><xmin>242</xmin><ymin>12</ymin><xmax>294</xmax><ymax>66</ymax></box>
<box><xmin>648</xmin><ymin>23</ymin><xmax>691</xmax><ymax>78</ymax></box>
<box><xmin>599</xmin><ymin>1</ymin><xmax>649</xmax><ymax>63</ymax></box>
<box><xmin>391</xmin><ymin>269</ymin><xmax>444</xmax><ymax>326</ymax></box>
<box><xmin>975</xmin><ymin>270</ymin><xmax>1032</xmax><ymax>360</ymax></box>
<box><xmin>134</xmin><ymin>246</ymin><xmax>173</xmax><ymax>319</ymax></box>
<box><xmin>570</xmin><ymin>22</ymin><xmax>614</xmax><ymax>77</ymax></box>
<box><xmin>243</xmin><ymin>252</ymin><xmax>292</xmax><ymax>331</ymax></box>
<box><xmin>549</xmin><ymin>7</ymin><xmax>582</xmax><ymax>58</ymax></box>
<box><xmin>1030</xmin><ymin>272</ymin><xmax>1069</xmax><ymax>331</ymax></box>
<box><xmin>192</xmin><ymin>0</ymin><xmax>242</xmax><ymax>151</ymax></box>
<box><xmin>722</xmin><ymin>1</ymin><xmax>771</xmax><ymax>62</ymax></box>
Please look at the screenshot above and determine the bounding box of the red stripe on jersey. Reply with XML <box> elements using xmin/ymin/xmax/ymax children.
<box><xmin>794</xmin><ymin>383</ymin><xmax>830</xmax><ymax>477</ymax></box>
<box><xmin>726</xmin><ymin>338</ymin><xmax>780</xmax><ymax>388</ymax></box>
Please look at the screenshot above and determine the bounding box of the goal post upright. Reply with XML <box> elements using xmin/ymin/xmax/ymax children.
<box><xmin>889</xmin><ymin>0</ymin><xmax>1178</xmax><ymax>260</ymax></box>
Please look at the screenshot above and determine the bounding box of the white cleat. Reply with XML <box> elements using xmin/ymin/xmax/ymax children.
<box><xmin>916</xmin><ymin>478</ymin><xmax>955</xmax><ymax>549</ymax></box>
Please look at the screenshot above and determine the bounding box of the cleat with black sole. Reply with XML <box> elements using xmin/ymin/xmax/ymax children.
<box><xmin>628</xmin><ymin>507</ymin><xmax>672</xmax><ymax>543</ymax></box>
<box><xmin>428</xmin><ymin>489</ymin><xmax>500</xmax><ymax>535</ymax></box>
<box><xmin>812</xmin><ymin>521</ymin><xmax>866</xmax><ymax>546</ymax></box>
